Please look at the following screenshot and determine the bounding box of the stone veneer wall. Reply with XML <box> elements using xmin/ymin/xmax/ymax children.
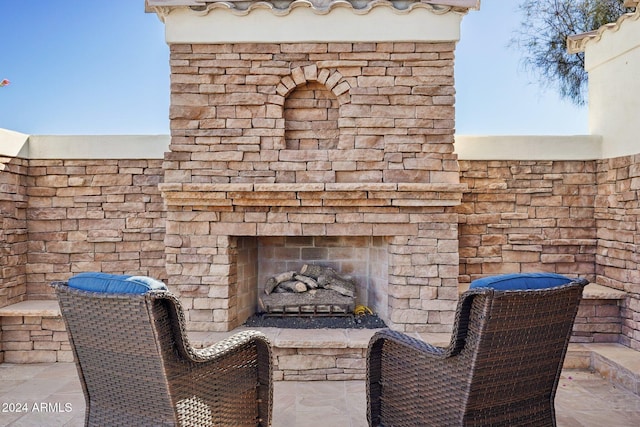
<box><xmin>574</xmin><ymin>299</ymin><xmax>622</xmax><ymax>343</ymax></box>
<box><xmin>457</xmin><ymin>156</ymin><xmax>640</xmax><ymax>350</ymax></box>
<box><xmin>165</xmin><ymin>41</ymin><xmax>458</xmax><ymax>185</ymax></box>
<box><xmin>1</xmin><ymin>314</ymin><xmax>71</xmax><ymax>363</ymax></box>
<box><xmin>457</xmin><ymin>160</ymin><xmax>597</xmax><ymax>282</ymax></box>
<box><xmin>24</xmin><ymin>159</ymin><xmax>167</xmax><ymax>298</ymax></box>
<box><xmin>595</xmin><ymin>155</ymin><xmax>640</xmax><ymax>350</ymax></box>
<box><xmin>162</xmin><ymin>41</ymin><xmax>464</xmax><ymax>333</ymax></box>
<box><xmin>1</xmin><ymin>146</ymin><xmax>639</xmax><ymax>349</ymax></box>
<box><xmin>0</xmin><ymin>157</ymin><xmax>28</xmax><ymax>308</ymax></box>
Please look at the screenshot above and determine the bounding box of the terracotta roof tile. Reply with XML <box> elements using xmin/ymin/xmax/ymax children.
<box><xmin>146</xmin><ymin>0</ymin><xmax>480</xmax><ymax>16</ymax></box>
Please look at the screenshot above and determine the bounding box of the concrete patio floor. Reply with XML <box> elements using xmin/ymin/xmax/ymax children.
<box><xmin>0</xmin><ymin>363</ymin><xmax>639</xmax><ymax>426</ymax></box>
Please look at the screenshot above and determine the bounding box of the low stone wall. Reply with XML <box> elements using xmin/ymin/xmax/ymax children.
<box><xmin>457</xmin><ymin>159</ymin><xmax>597</xmax><ymax>283</ymax></box>
<box><xmin>595</xmin><ymin>155</ymin><xmax>640</xmax><ymax>350</ymax></box>
<box><xmin>1</xmin><ymin>290</ymin><xmax>623</xmax><ymax>367</ymax></box>
<box><xmin>1</xmin><ymin>134</ymin><xmax>639</xmax><ymax>350</ymax></box>
<box><xmin>191</xmin><ymin>328</ymin><xmax>378</xmax><ymax>381</ymax></box>
<box><xmin>273</xmin><ymin>346</ymin><xmax>368</xmax><ymax>381</ymax></box>
<box><xmin>24</xmin><ymin>158</ymin><xmax>167</xmax><ymax>299</ymax></box>
<box><xmin>0</xmin><ymin>301</ymin><xmax>71</xmax><ymax>363</ymax></box>
<box><xmin>574</xmin><ymin>299</ymin><xmax>622</xmax><ymax>343</ymax></box>
<box><xmin>572</xmin><ymin>283</ymin><xmax>627</xmax><ymax>343</ymax></box>
<box><xmin>0</xmin><ymin>156</ymin><xmax>28</xmax><ymax>308</ymax></box>
<box><xmin>1</xmin><ymin>316</ymin><xmax>71</xmax><ymax>363</ymax></box>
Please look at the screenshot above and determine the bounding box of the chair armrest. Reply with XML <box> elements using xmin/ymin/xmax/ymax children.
<box><xmin>368</xmin><ymin>329</ymin><xmax>448</xmax><ymax>359</ymax></box>
<box><xmin>175</xmin><ymin>330</ymin><xmax>273</xmax><ymax>427</ymax></box>
<box><xmin>192</xmin><ymin>330</ymin><xmax>271</xmax><ymax>361</ymax></box>
<box><xmin>367</xmin><ymin>329</ymin><xmax>469</xmax><ymax>426</ymax></box>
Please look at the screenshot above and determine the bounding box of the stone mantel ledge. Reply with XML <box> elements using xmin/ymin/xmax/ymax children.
<box><xmin>159</xmin><ymin>182</ymin><xmax>468</xmax><ymax>207</ymax></box>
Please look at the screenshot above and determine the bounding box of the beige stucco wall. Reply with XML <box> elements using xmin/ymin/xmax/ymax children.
<box><xmin>584</xmin><ymin>11</ymin><xmax>640</xmax><ymax>159</ymax></box>
<box><xmin>1</xmin><ymin>131</ymin><xmax>602</xmax><ymax>161</ymax></box>
<box><xmin>0</xmin><ymin>131</ymin><xmax>169</xmax><ymax>159</ymax></box>
<box><xmin>455</xmin><ymin>135</ymin><xmax>602</xmax><ymax>160</ymax></box>
<box><xmin>0</xmin><ymin>129</ymin><xmax>30</xmax><ymax>158</ymax></box>
<box><xmin>161</xmin><ymin>6</ymin><xmax>465</xmax><ymax>44</ymax></box>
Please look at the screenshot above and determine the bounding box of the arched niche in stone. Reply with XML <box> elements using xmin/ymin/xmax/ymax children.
<box><xmin>270</xmin><ymin>65</ymin><xmax>352</xmax><ymax>183</ymax></box>
<box><xmin>284</xmin><ymin>81</ymin><xmax>340</xmax><ymax>150</ymax></box>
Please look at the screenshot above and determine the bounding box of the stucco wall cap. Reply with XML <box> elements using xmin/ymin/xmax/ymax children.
<box><xmin>567</xmin><ymin>5</ymin><xmax>639</xmax><ymax>54</ymax></box>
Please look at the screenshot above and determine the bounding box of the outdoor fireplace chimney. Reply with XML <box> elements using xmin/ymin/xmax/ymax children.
<box><xmin>148</xmin><ymin>0</ymin><xmax>474</xmax><ymax>332</ymax></box>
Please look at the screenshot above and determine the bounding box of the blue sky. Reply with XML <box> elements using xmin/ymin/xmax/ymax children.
<box><xmin>0</xmin><ymin>0</ymin><xmax>588</xmax><ymax>136</ymax></box>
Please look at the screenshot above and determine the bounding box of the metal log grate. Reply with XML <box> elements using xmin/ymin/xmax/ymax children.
<box><xmin>259</xmin><ymin>289</ymin><xmax>355</xmax><ymax>317</ymax></box>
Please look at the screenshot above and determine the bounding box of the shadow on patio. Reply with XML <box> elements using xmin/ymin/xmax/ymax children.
<box><xmin>1</xmin><ymin>362</ymin><xmax>639</xmax><ymax>427</ymax></box>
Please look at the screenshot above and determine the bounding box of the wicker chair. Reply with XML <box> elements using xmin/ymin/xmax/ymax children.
<box><xmin>52</xmin><ymin>278</ymin><xmax>272</xmax><ymax>427</ymax></box>
<box><xmin>367</xmin><ymin>275</ymin><xmax>588</xmax><ymax>427</ymax></box>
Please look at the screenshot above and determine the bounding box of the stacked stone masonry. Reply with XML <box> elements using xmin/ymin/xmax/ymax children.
<box><xmin>574</xmin><ymin>299</ymin><xmax>622</xmax><ymax>343</ymax></box>
<box><xmin>457</xmin><ymin>157</ymin><xmax>640</xmax><ymax>350</ymax></box>
<box><xmin>595</xmin><ymin>155</ymin><xmax>640</xmax><ymax>350</ymax></box>
<box><xmin>163</xmin><ymin>42</ymin><xmax>465</xmax><ymax>334</ymax></box>
<box><xmin>0</xmin><ymin>315</ymin><xmax>71</xmax><ymax>364</ymax></box>
<box><xmin>1</xmin><ymin>153</ymin><xmax>639</xmax><ymax>358</ymax></box>
<box><xmin>0</xmin><ymin>39</ymin><xmax>639</xmax><ymax>352</ymax></box>
<box><xmin>166</xmin><ymin>42</ymin><xmax>459</xmax><ymax>185</ymax></box>
<box><xmin>457</xmin><ymin>160</ymin><xmax>598</xmax><ymax>282</ymax></box>
<box><xmin>0</xmin><ymin>156</ymin><xmax>28</xmax><ymax>308</ymax></box>
<box><xmin>22</xmin><ymin>158</ymin><xmax>166</xmax><ymax>299</ymax></box>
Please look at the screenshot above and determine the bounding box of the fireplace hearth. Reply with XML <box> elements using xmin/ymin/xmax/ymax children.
<box><xmin>242</xmin><ymin>311</ymin><xmax>387</xmax><ymax>329</ymax></box>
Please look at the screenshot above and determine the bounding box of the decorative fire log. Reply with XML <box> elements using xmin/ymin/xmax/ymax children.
<box><xmin>260</xmin><ymin>264</ymin><xmax>357</xmax><ymax>315</ymax></box>
<box><xmin>275</xmin><ymin>270</ymin><xmax>296</xmax><ymax>283</ymax></box>
<box><xmin>263</xmin><ymin>263</ymin><xmax>355</xmax><ymax>307</ymax></box>
<box><xmin>264</xmin><ymin>270</ymin><xmax>297</xmax><ymax>295</ymax></box>
<box><xmin>265</xmin><ymin>278</ymin><xmax>278</xmax><ymax>295</ymax></box>
<box><xmin>277</xmin><ymin>280</ymin><xmax>308</xmax><ymax>293</ymax></box>
<box><xmin>294</xmin><ymin>274</ymin><xmax>319</xmax><ymax>289</ymax></box>
<box><xmin>259</xmin><ymin>289</ymin><xmax>355</xmax><ymax>316</ymax></box>
<box><xmin>318</xmin><ymin>274</ymin><xmax>355</xmax><ymax>298</ymax></box>
<box><xmin>299</xmin><ymin>264</ymin><xmax>332</xmax><ymax>279</ymax></box>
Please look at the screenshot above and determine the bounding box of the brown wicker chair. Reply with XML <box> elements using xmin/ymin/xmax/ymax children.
<box><xmin>52</xmin><ymin>280</ymin><xmax>272</xmax><ymax>427</ymax></box>
<box><xmin>367</xmin><ymin>277</ymin><xmax>588</xmax><ymax>427</ymax></box>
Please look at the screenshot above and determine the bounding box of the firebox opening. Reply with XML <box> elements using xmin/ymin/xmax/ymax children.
<box><xmin>235</xmin><ymin>235</ymin><xmax>389</xmax><ymax>326</ymax></box>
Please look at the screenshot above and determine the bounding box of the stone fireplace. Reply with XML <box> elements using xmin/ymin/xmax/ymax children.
<box><xmin>149</xmin><ymin>0</ymin><xmax>476</xmax><ymax>333</ymax></box>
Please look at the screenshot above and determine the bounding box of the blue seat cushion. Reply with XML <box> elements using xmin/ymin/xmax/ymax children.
<box><xmin>469</xmin><ymin>272</ymin><xmax>573</xmax><ymax>291</ymax></box>
<box><xmin>68</xmin><ymin>272</ymin><xmax>168</xmax><ymax>294</ymax></box>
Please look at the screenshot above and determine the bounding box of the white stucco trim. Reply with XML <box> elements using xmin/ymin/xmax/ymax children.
<box><xmin>163</xmin><ymin>6</ymin><xmax>463</xmax><ymax>44</ymax></box>
<box><xmin>0</xmin><ymin>128</ymin><xmax>30</xmax><ymax>158</ymax></box>
<box><xmin>455</xmin><ymin>135</ymin><xmax>603</xmax><ymax>161</ymax></box>
<box><xmin>17</xmin><ymin>135</ymin><xmax>170</xmax><ymax>160</ymax></box>
<box><xmin>583</xmin><ymin>10</ymin><xmax>640</xmax><ymax>159</ymax></box>
<box><xmin>567</xmin><ymin>9</ymin><xmax>640</xmax><ymax>56</ymax></box>
<box><xmin>3</xmin><ymin>133</ymin><xmax>609</xmax><ymax>161</ymax></box>
<box><xmin>584</xmin><ymin>10</ymin><xmax>640</xmax><ymax>71</ymax></box>
<box><xmin>588</xmin><ymin>50</ymin><xmax>640</xmax><ymax>159</ymax></box>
